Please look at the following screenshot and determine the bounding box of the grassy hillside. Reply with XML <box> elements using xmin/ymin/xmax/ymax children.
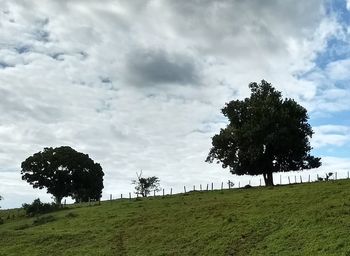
<box><xmin>1</xmin><ymin>180</ymin><xmax>350</xmax><ymax>255</ymax></box>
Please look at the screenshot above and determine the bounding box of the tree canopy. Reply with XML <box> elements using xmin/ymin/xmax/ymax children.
<box><xmin>21</xmin><ymin>146</ymin><xmax>104</xmax><ymax>204</ymax></box>
<box><xmin>206</xmin><ymin>80</ymin><xmax>321</xmax><ymax>186</ymax></box>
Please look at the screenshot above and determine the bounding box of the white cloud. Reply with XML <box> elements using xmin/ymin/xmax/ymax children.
<box><xmin>326</xmin><ymin>59</ymin><xmax>350</xmax><ymax>80</ymax></box>
<box><xmin>0</xmin><ymin>0</ymin><xmax>347</xmax><ymax>208</ymax></box>
<box><xmin>312</xmin><ymin>125</ymin><xmax>350</xmax><ymax>148</ymax></box>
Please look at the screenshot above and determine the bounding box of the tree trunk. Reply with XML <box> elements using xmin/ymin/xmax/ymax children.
<box><xmin>263</xmin><ymin>172</ymin><xmax>274</xmax><ymax>186</ymax></box>
<box><xmin>55</xmin><ymin>196</ymin><xmax>62</xmax><ymax>206</ymax></box>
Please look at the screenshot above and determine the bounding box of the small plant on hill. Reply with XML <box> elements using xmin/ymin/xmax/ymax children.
<box><xmin>65</xmin><ymin>212</ymin><xmax>78</xmax><ymax>218</ymax></box>
<box><xmin>33</xmin><ymin>215</ymin><xmax>56</xmax><ymax>226</ymax></box>
<box><xmin>22</xmin><ymin>198</ymin><xmax>59</xmax><ymax>217</ymax></box>
<box><xmin>132</xmin><ymin>171</ymin><xmax>160</xmax><ymax>197</ymax></box>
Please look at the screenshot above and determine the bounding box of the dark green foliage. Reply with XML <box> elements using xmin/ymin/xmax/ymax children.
<box><xmin>0</xmin><ymin>218</ymin><xmax>3</xmax><ymax>225</ymax></box>
<box><xmin>207</xmin><ymin>80</ymin><xmax>321</xmax><ymax>186</ymax></box>
<box><xmin>22</xmin><ymin>198</ymin><xmax>59</xmax><ymax>217</ymax></box>
<box><xmin>32</xmin><ymin>215</ymin><xmax>56</xmax><ymax>226</ymax></box>
<box><xmin>21</xmin><ymin>146</ymin><xmax>104</xmax><ymax>204</ymax></box>
<box><xmin>65</xmin><ymin>212</ymin><xmax>78</xmax><ymax>218</ymax></box>
<box><xmin>132</xmin><ymin>171</ymin><xmax>160</xmax><ymax>197</ymax></box>
<box><xmin>14</xmin><ymin>224</ymin><xmax>30</xmax><ymax>230</ymax></box>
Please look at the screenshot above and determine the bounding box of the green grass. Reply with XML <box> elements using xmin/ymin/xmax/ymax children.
<box><xmin>1</xmin><ymin>180</ymin><xmax>350</xmax><ymax>255</ymax></box>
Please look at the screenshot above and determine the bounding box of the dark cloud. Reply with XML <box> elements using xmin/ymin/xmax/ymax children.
<box><xmin>0</xmin><ymin>61</ymin><xmax>13</xmax><ymax>69</ymax></box>
<box><xmin>125</xmin><ymin>49</ymin><xmax>199</xmax><ymax>86</ymax></box>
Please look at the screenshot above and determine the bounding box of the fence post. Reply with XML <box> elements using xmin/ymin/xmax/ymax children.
<box><xmin>211</xmin><ymin>183</ymin><xmax>213</xmax><ymax>191</ymax></box>
<box><xmin>260</xmin><ymin>179</ymin><xmax>261</xmax><ymax>186</ymax></box>
<box><xmin>154</xmin><ymin>190</ymin><xmax>156</xmax><ymax>197</ymax></box>
<box><xmin>249</xmin><ymin>180</ymin><xmax>251</xmax><ymax>186</ymax></box>
<box><xmin>239</xmin><ymin>181</ymin><xmax>240</xmax><ymax>188</ymax></box>
<box><xmin>308</xmin><ymin>174</ymin><xmax>310</xmax><ymax>183</ymax></box>
<box><xmin>221</xmin><ymin>182</ymin><xmax>223</xmax><ymax>190</ymax></box>
<box><xmin>317</xmin><ymin>174</ymin><xmax>319</xmax><ymax>180</ymax></box>
<box><xmin>280</xmin><ymin>175</ymin><xmax>282</xmax><ymax>185</ymax></box>
<box><xmin>184</xmin><ymin>186</ymin><xmax>186</xmax><ymax>193</ymax></box>
<box><xmin>129</xmin><ymin>192</ymin><xmax>131</xmax><ymax>200</ymax></box>
<box><xmin>348</xmin><ymin>171</ymin><xmax>349</xmax><ymax>179</ymax></box>
<box><xmin>228</xmin><ymin>180</ymin><xmax>231</xmax><ymax>189</ymax></box>
<box><xmin>335</xmin><ymin>172</ymin><xmax>337</xmax><ymax>180</ymax></box>
<box><xmin>295</xmin><ymin>176</ymin><xmax>296</xmax><ymax>183</ymax></box>
<box><xmin>288</xmin><ymin>176</ymin><xmax>290</xmax><ymax>184</ymax></box>
<box><xmin>163</xmin><ymin>188</ymin><xmax>165</xmax><ymax>196</ymax></box>
<box><xmin>110</xmin><ymin>194</ymin><xmax>112</xmax><ymax>201</ymax></box>
<box><xmin>300</xmin><ymin>176</ymin><xmax>302</xmax><ymax>183</ymax></box>
<box><xmin>170</xmin><ymin>188</ymin><xmax>172</xmax><ymax>195</ymax></box>
<box><xmin>206</xmin><ymin>184</ymin><xmax>209</xmax><ymax>191</ymax></box>
<box><xmin>193</xmin><ymin>185</ymin><xmax>195</xmax><ymax>191</ymax></box>
<box><xmin>64</xmin><ymin>199</ymin><xmax>66</xmax><ymax>207</ymax></box>
<box><xmin>200</xmin><ymin>184</ymin><xmax>202</xmax><ymax>191</ymax></box>
<box><xmin>121</xmin><ymin>194</ymin><xmax>123</xmax><ymax>199</ymax></box>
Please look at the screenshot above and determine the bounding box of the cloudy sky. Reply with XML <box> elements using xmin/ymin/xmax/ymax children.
<box><xmin>1</xmin><ymin>0</ymin><xmax>350</xmax><ymax>208</ymax></box>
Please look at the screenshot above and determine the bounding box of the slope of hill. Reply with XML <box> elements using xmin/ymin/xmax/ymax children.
<box><xmin>1</xmin><ymin>180</ymin><xmax>350</xmax><ymax>256</ymax></box>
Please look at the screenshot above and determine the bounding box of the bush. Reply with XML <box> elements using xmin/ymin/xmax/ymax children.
<box><xmin>65</xmin><ymin>212</ymin><xmax>78</xmax><ymax>218</ymax></box>
<box><xmin>33</xmin><ymin>215</ymin><xmax>56</xmax><ymax>226</ymax></box>
<box><xmin>22</xmin><ymin>198</ymin><xmax>59</xmax><ymax>217</ymax></box>
<box><xmin>14</xmin><ymin>224</ymin><xmax>30</xmax><ymax>230</ymax></box>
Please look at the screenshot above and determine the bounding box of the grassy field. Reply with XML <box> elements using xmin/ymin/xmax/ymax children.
<box><xmin>1</xmin><ymin>180</ymin><xmax>350</xmax><ymax>255</ymax></box>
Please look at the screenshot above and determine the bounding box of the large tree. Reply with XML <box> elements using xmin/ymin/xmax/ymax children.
<box><xmin>21</xmin><ymin>146</ymin><xmax>104</xmax><ymax>204</ymax></box>
<box><xmin>206</xmin><ymin>80</ymin><xmax>321</xmax><ymax>186</ymax></box>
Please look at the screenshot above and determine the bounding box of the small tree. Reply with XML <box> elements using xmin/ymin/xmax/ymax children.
<box><xmin>206</xmin><ymin>80</ymin><xmax>321</xmax><ymax>186</ymax></box>
<box><xmin>132</xmin><ymin>171</ymin><xmax>160</xmax><ymax>197</ymax></box>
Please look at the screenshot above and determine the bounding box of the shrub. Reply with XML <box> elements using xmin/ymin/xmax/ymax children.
<box><xmin>65</xmin><ymin>212</ymin><xmax>78</xmax><ymax>218</ymax></box>
<box><xmin>14</xmin><ymin>224</ymin><xmax>30</xmax><ymax>230</ymax></box>
<box><xmin>32</xmin><ymin>215</ymin><xmax>56</xmax><ymax>226</ymax></box>
<box><xmin>22</xmin><ymin>198</ymin><xmax>59</xmax><ymax>217</ymax></box>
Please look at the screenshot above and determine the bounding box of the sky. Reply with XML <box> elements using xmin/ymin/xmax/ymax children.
<box><xmin>1</xmin><ymin>0</ymin><xmax>350</xmax><ymax>208</ymax></box>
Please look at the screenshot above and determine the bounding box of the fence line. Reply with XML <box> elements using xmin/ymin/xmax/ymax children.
<box><xmin>103</xmin><ymin>171</ymin><xmax>346</xmax><ymax>202</ymax></box>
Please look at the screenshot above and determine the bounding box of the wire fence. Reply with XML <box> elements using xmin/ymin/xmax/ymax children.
<box><xmin>100</xmin><ymin>170</ymin><xmax>348</xmax><ymax>203</ymax></box>
<box><xmin>1</xmin><ymin>171</ymin><xmax>348</xmax><ymax>217</ymax></box>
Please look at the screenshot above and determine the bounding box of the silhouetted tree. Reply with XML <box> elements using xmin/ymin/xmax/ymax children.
<box><xmin>21</xmin><ymin>146</ymin><xmax>104</xmax><ymax>204</ymax></box>
<box><xmin>132</xmin><ymin>171</ymin><xmax>160</xmax><ymax>197</ymax></box>
<box><xmin>206</xmin><ymin>80</ymin><xmax>321</xmax><ymax>186</ymax></box>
